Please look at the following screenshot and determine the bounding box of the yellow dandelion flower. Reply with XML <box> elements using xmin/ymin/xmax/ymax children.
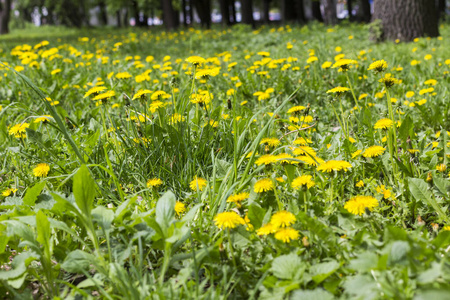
<box><xmin>374</xmin><ymin>118</ymin><xmax>394</xmax><ymax>130</ymax></box>
<box><xmin>376</xmin><ymin>185</ymin><xmax>393</xmax><ymax>199</ymax></box>
<box><xmin>255</xmin><ymin>154</ymin><xmax>278</xmax><ymax>166</ymax></box>
<box><xmin>35</xmin><ymin>115</ymin><xmax>53</xmax><ymax>123</ymax></box>
<box><xmin>405</xmin><ymin>91</ymin><xmax>415</xmax><ymax>98</ymax></box>
<box><xmin>317</xmin><ymin>160</ymin><xmax>352</xmax><ymax>173</ymax></box>
<box><xmin>93</xmin><ymin>90</ymin><xmax>116</xmax><ymax>101</ymax></box>
<box><xmin>2</xmin><ymin>188</ymin><xmax>18</xmax><ymax>197</ymax></box>
<box><xmin>214</xmin><ymin>211</ymin><xmax>245</xmax><ymax>229</ymax></box>
<box><xmin>147</xmin><ymin>178</ymin><xmax>163</xmax><ymax>188</ymax></box>
<box><xmin>175</xmin><ymin>201</ymin><xmax>186</xmax><ymax>216</ymax></box>
<box><xmin>367</xmin><ymin>59</ymin><xmax>388</xmax><ymax>73</ymax></box>
<box><xmin>437</xmin><ymin>164</ymin><xmax>447</xmax><ymax>172</ymax></box>
<box><xmin>344</xmin><ymin>195</ymin><xmax>379</xmax><ymax>215</ymax></box>
<box><xmin>352</xmin><ymin>150</ymin><xmax>362</xmax><ymax>158</ymax></box>
<box><xmin>274</xmin><ymin>227</ymin><xmax>300</xmax><ymax>243</ymax></box>
<box><xmin>9</xmin><ymin>123</ymin><xmax>30</xmax><ymax>138</ymax></box>
<box><xmin>287</xmin><ymin>105</ymin><xmax>306</xmax><ymax>114</ymax></box>
<box><xmin>190</xmin><ymin>176</ymin><xmax>207</xmax><ymax>191</ymax></box>
<box><xmin>260</xmin><ymin>137</ymin><xmax>280</xmax><ymax>147</ymax></box>
<box><xmin>327</xmin><ymin>86</ymin><xmax>350</xmax><ymax>96</ymax></box>
<box><xmin>227</xmin><ymin>192</ymin><xmax>250</xmax><ymax>207</ymax></box>
<box><xmin>291</xmin><ymin>146</ymin><xmax>316</xmax><ymax>157</ymax></box>
<box><xmin>132</xmin><ymin>89</ymin><xmax>152</xmax><ymax>100</ymax></box>
<box><xmin>293</xmin><ymin>137</ymin><xmax>313</xmax><ymax>145</ymax></box>
<box><xmin>115</xmin><ymin>72</ymin><xmax>132</xmax><ymax>79</ymax></box>
<box><xmin>356</xmin><ymin>180</ymin><xmax>364</xmax><ymax>188</ymax></box>
<box><xmin>254</xmin><ymin>178</ymin><xmax>274</xmax><ymax>193</ymax></box>
<box><xmin>257</xmin><ymin>223</ymin><xmax>277</xmax><ymax>236</ymax></box>
<box><xmin>33</xmin><ymin>163</ymin><xmax>50</xmax><ymax>177</ymax></box>
<box><xmin>185</xmin><ymin>56</ymin><xmax>206</xmax><ymax>66</ymax></box>
<box><xmin>362</xmin><ymin>146</ymin><xmax>386</xmax><ymax>158</ymax></box>
<box><xmin>321</xmin><ymin>61</ymin><xmax>332</xmax><ymax>69</ymax></box>
<box><xmin>379</xmin><ymin>73</ymin><xmax>398</xmax><ymax>88</ymax></box>
<box><xmin>424</xmin><ymin>79</ymin><xmax>437</xmax><ymax>86</ymax></box>
<box><xmin>270</xmin><ymin>210</ymin><xmax>296</xmax><ymax>228</ymax></box>
<box><xmin>332</xmin><ymin>59</ymin><xmax>357</xmax><ymax>71</ymax></box>
<box><xmin>292</xmin><ymin>175</ymin><xmax>315</xmax><ymax>189</ymax></box>
<box><xmin>296</xmin><ymin>155</ymin><xmax>324</xmax><ymax>166</ymax></box>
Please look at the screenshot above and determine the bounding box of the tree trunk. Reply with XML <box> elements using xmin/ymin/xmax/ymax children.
<box><xmin>99</xmin><ymin>1</ymin><xmax>108</xmax><ymax>25</ymax></box>
<box><xmin>123</xmin><ymin>8</ymin><xmax>129</xmax><ymax>27</ymax></box>
<box><xmin>182</xmin><ymin>0</ymin><xmax>188</xmax><ymax>26</ymax></box>
<box><xmin>0</xmin><ymin>0</ymin><xmax>11</xmax><ymax>34</ymax></box>
<box><xmin>161</xmin><ymin>0</ymin><xmax>179</xmax><ymax>30</ymax></box>
<box><xmin>321</xmin><ymin>0</ymin><xmax>337</xmax><ymax>25</ymax></box>
<box><xmin>359</xmin><ymin>0</ymin><xmax>371</xmax><ymax>23</ymax></box>
<box><xmin>116</xmin><ymin>10</ymin><xmax>122</xmax><ymax>27</ymax></box>
<box><xmin>241</xmin><ymin>0</ymin><xmax>254</xmax><ymax>27</ymax></box>
<box><xmin>194</xmin><ymin>0</ymin><xmax>211</xmax><ymax>28</ymax></box>
<box><xmin>296</xmin><ymin>0</ymin><xmax>306</xmax><ymax>23</ymax></box>
<box><xmin>188</xmin><ymin>0</ymin><xmax>194</xmax><ymax>24</ymax></box>
<box><xmin>282</xmin><ymin>0</ymin><xmax>296</xmax><ymax>24</ymax></box>
<box><xmin>312</xmin><ymin>0</ymin><xmax>323</xmax><ymax>22</ymax></box>
<box><xmin>347</xmin><ymin>0</ymin><xmax>354</xmax><ymax>21</ymax></box>
<box><xmin>437</xmin><ymin>0</ymin><xmax>446</xmax><ymax>20</ymax></box>
<box><xmin>230</xmin><ymin>0</ymin><xmax>237</xmax><ymax>23</ymax></box>
<box><xmin>262</xmin><ymin>0</ymin><xmax>270</xmax><ymax>24</ymax></box>
<box><xmin>372</xmin><ymin>0</ymin><xmax>439</xmax><ymax>42</ymax></box>
<box><xmin>220</xmin><ymin>0</ymin><xmax>231</xmax><ymax>25</ymax></box>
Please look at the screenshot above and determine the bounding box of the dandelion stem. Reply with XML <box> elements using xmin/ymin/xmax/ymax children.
<box><xmin>346</xmin><ymin>73</ymin><xmax>359</xmax><ymax>110</ymax></box>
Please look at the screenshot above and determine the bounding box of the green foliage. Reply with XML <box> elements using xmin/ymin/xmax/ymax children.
<box><xmin>1</xmin><ymin>23</ymin><xmax>450</xmax><ymax>298</ymax></box>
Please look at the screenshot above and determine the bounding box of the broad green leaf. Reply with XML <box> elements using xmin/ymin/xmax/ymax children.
<box><xmin>73</xmin><ymin>165</ymin><xmax>96</xmax><ymax>217</ymax></box>
<box><xmin>283</xmin><ymin>164</ymin><xmax>296</xmax><ymax>184</ymax></box>
<box><xmin>408</xmin><ymin>177</ymin><xmax>450</xmax><ymax>223</ymax></box>
<box><xmin>388</xmin><ymin>241</ymin><xmax>410</xmax><ymax>265</ymax></box>
<box><xmin>349</xmin><ymin>252</ymin><xmax>378</xmax><ymax>272</ymax></box>
<box><xmin>310</xmin><ymin>260</ymin><xmax>340</xmax><ymax>284</ymax></box>
<box><xmin>25</xmin><ymin>128</ymin><xmax>43</xmax><ymax>144</ymax></box>
<box><xmin>343</xmin><ymin>274</ymin><xmax>378</xmax><ymax>298</ymax></box>
<box><xmin>290</xmin><ymin>289</ymin><xmax>334</xmax><ymax>300</ymax></box>
<box><xmin>432</xmin><ymin>231</ymin><xmax>450</xmax><ymax>249</ymax></box>
<box><xmin>398</xmin><ymin>114</ymin><xmax>413</xmax><ymax>143</ymax></box>
<box><xmin>36</xmin><ymin>211</ymin><xmax>51</xmax><ymax>252</ymax></box>
<box><xmin>0</xmin><ymin>251</ymin><xmax>38</xmax><ymax>280</ymax></box>
<box><xmin>271</xmin><ymin>253</ymin><xmax>303</xmax><ymax>280</ymax></box>
<box><xmin>23</xmin><ymin>181</ymin><xmax>46</xmax><ymax>206</ymax></box>
<box><xmin>248</xmin><ymin>203</ymin><xmax>265</xmax><ymax>229</ymax></box>
<box><xmin>92</xmin><ymin>206</ymin><xmax>114</xmax><ymax>231</ymax></box>
<box><xmin>433</xmin><ymin>177</ymin><xmax>449</xmax><ymax>197</ymax></box>
<box><xmin>155</xmin><ymin>190</ymin><xmax>176</xmax><ymax>230</ymax></box>
<box><xmin>62</xmin><ymin>250</ymin><xmax>97</xmax><ymax>273</ymax></box>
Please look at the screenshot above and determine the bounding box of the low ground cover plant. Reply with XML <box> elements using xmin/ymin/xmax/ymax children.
<box><xmin>0</xmin><ymin>23</ymin><xmax>450</xmax><ymax>299</ymax></box>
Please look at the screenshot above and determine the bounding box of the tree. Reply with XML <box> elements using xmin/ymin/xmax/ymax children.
<box><xmin>372</xmin><ymin>0</ymin><xmax>439</xmax><ymax>42</ymax></box>
<box><xmin>219</xmin><ymin>0</ymin><xmax>232</xmax><ymax>25</ymax></box>
<box><xmin>321</xmin><ymin>0</ymin><xmax>337</xmax><ymax>25</ymax></box>
<box><xmin>437</xmin><ymin>0</ymin><xmax>446</xmax><ymax>21</ymax></box>
<box><xmin>0</xmin><ymin>0</ymin><xmax>11</xmax><ymax>34</ymax></box>
<box><xmin>193</xmin><ymin>0</ymin><xmax>212</xmax><ymax>28</ymax></box>
<box><xmin>261</xmin><ymin>0</ymin><xmax>271</xmax><ymax>24</ymax></box>
<box><xmin>311</xmin><ymin>0</ymin><xmax>323</xmax><ymax>22</ymax></box>
<box><xmin>296</xmin><ymin>0</ymin><xmax>306</xmax><ymax>23</ymax></box>
<box><xmin>161</xmin><ymin>0</ymin><xmax>179</xmax><ymax>30</ymax></box>
<box><xmin>358</xmin><ymin>0</ymin><xmax>371</xmax><ymax>23</ymax></box>
<box><xmin>281</xmin><ymin>0</ymin><xmax>296</xmax><ymax>24</ymax></box>
<box><xmin>241</xmin><ymin>0</ymin><xmax>254</xmax><ymax>27</ymax></box>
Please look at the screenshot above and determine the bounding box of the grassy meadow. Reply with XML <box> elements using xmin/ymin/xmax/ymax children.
<box><xmin>1</xmin><ymin>22</ymin><xmax>450</xmax><ymax>299</ymax></box>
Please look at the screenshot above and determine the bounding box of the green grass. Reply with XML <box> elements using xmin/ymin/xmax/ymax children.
<box><xmin>1</xmin><ymin>22</ymin><xmax>450</xmax><ymax>299</ymax></box>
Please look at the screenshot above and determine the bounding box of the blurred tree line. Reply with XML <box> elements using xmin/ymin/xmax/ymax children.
<box><xmin>0</xmin><ymin>0</ymin><xmax>447</xmax><ymax>42</ymax></box>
